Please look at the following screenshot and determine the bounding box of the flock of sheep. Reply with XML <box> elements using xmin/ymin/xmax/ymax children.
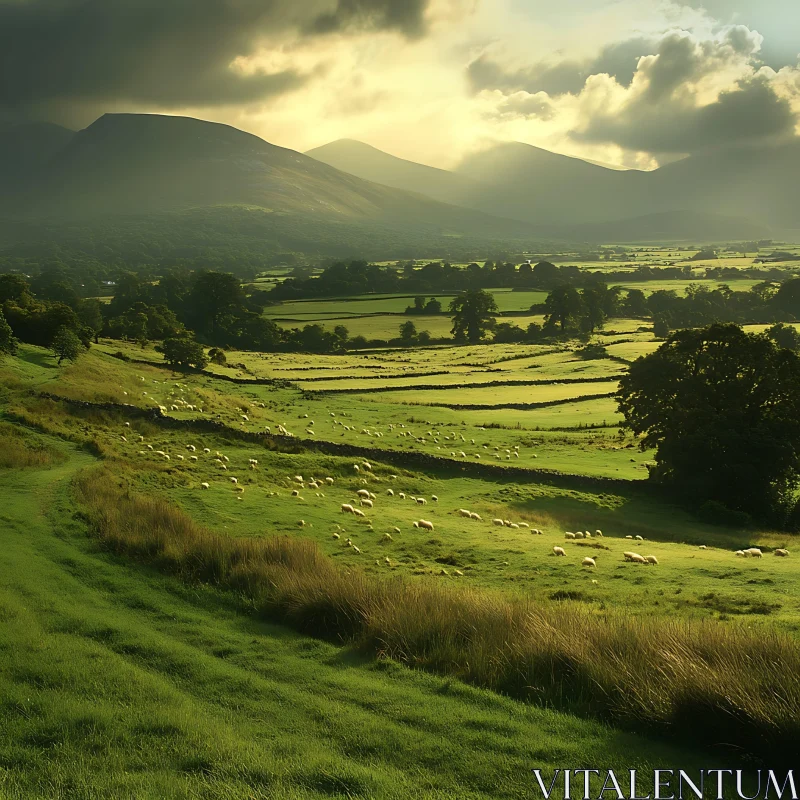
<box><xmin>122</xmin><ymin>384</ymin><xmax>792</xmax><ymax>575</ymax></box>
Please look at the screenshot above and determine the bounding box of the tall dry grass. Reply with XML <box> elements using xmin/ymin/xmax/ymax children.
<box><xmin>0</xmin><ymin>422</ymin><xmax>66</xmax><ymax>468</ymax></box>
<box><xmin>75</xmin><ymin>467</ymin><xmax>800</xmax><ymax>764</ymax></box>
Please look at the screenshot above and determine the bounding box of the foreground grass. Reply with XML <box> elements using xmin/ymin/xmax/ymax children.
<box><xmin>0</xmin><ymin>444</ymin><xmax>716</xmax><ymax>799</ymax></box>
<box><xmin>74</xmin><ymin>463</ymin><xmax>800</xmax><ymax>766</ymax></box>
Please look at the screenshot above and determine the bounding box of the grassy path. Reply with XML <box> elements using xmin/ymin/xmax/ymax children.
<box><xmin>0</xmin><ymin>443</ymin><xmax>717</xmax><ymax>799</ymax></box>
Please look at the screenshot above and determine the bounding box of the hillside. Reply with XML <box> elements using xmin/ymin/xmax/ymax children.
<box><xmin>0</xmin><ymin>121</ymin><xmax>74</xmax><ymax>190</ymax></box>
<box><xmin>306</xmin><ymin>138</ymin><xmax>484</xmax><ymax>208</ymax></box>
<box><xmin>310</xmin><ymin>137</ymin><xmax>799</xmax><ymax>239</ymax></box>
<box><xmin>10</xmin><ymin>114</ymin><xmax>542</xmax><ymax>241</ymax></box>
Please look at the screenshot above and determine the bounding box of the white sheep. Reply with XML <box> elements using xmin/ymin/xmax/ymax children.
<box><xmin>230</xmin><ymin>477</ymin><xmax>238</xmax><ymax>484</ymax></box>
<box><xmin>357</xmin><ymin>489</ymin><xmax>371</xmax><ymax>499</ymax></box>
<box><xmin>518</xmin><ymin>522</ymin><xmax>529</xmax><ymax>528</ymax></box>
<box><xmin>399</xmin><ymin>492</ymin><xmax>406</xmax><ymax>499</ymax></box>
<box><xmin>200</xmin><ymin>482</ymin><xmax>210</xmax><ymax>490</ymax></box>
<box><xmin>387</xmin><ymin>489</ymin><xmax>394</xmax><ymax>496</ymax></box>
<box><xmin>326</xmin><ymin>477</ymin><xmax>335</xmax><ymax>485</ymax></box>
<box><xmin>646</xmin><ymin>555</ymin><xmax>659</xmax><ymax>565</ymax></box>
<box><xmin>623</xmin><ymin>552</ymin><xmax>647</xmax><ymax>564</ymax></box>
<box><xmin>360</xmin><ymin>498</ymin><xmax>374</xmax><ymax>509</ymax></box>
<box><xmin>635</xmin><ymin>535</ymin><xmax>644</xmax><ymax>541</ymax></box>
<box><xmin>418</xmin><ymin>519</ymin><xmax>434</xmax><ymax>531</ymax></box>
<box><xmin>744</xmin><ymin>548</ymin><xmax>763</xmax><ymax>558</ymax></box>
<box><xmin>775</xmin><ymin>548</ymin><xmax>790</xmax><ymax>557</ymax></box>
<box><xmin>416</xmin><ymin>497</ymin><xmax>427</xmax><ymax>505</ymax></box>
<box><xmin>575</xmin><ymin>532</ymin><xmax>585</xmax><ymax>539</ymax></box>
<box><xmin>492</xmin><ymin>518</ymin><xmax>504</xmax><ymax>526</ymax></box>
<box><xmin>595</xmin><ymin>529</ymin><xmax>603</xmax><ymax>536</ymax></box>
<box><xmin>565</xmin><ymin>532</ymin><xmax>576</xmax><ymax>540</ymax></box>
<box><xmin>353</xmin><ymin>509</ymin><xmax>366</xmax><ymax>518</ymax></box>
<box><xmin>469</xmin><ymin>512</ymin><xmax>482</xmax><ymax>521</ymax></box>
<box><xmin>553</xmin><ymin>546</ymin><xmax>566</xmax><ymax>557</ymax></box>
<box><xmin>190</xmin><ymin>455</ymin><xmax>198</xmax><ymax>461</ymax></box>
<box><xmin>458</xmin><ymin>509</ymin><xmax>471</xmax><ymax>517</ymax></box>
<box><xmin>510</xmin><ymin>523</ymin><xmax>520</xmax><ymax>529</ymax></box>
<box><xmin>735</xmin><ymin>550</ymin><xmax>745</xmax><ymax>557</ymax></box>
<box><xmin>392</xmin><ymin>526</ymin><xmax>401</xmax><ymax>534</ymax></box>
<box><xmin>431</xmin><ymin>495</ymin><xmax>438</xmax><ymax>502</ymax></box>
<box><xmin>582</xmin><ymin>557</ymin><xmax>596</xmax><ymax>567</ymax></box>
<box><xmin>291</xmin><ymin>490</ymin><xmax>301</xmax><ymax>497</ymax></box>
<box><xmin>340</xmin><ymin>503</ymin><xmax>356</xmax><ymax>514</ymax></box>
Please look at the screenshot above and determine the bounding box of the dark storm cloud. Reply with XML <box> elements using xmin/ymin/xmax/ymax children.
<box><xmin>0</xmin><ymin>0</ymin><xmax>433</xmax><ymax>113</ymax></box>
<box><xmin>573</xmin><ymin>77</ymin><xmax>797</xmax><ymax>154</ymax></box>
<box><xmin>305</xmin><ymin>0</ymin><xmax>429</xmax><ymax>38</ymax></box>
<box><xmin>467</xmin><ymin>37</ymin><xmax>656</xmax><ymax>97</ymax></box>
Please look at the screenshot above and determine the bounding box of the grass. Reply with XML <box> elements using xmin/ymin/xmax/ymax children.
<box><xmin>71</xmin><ymin>464</ymin><xmax>800</xmax><ymax>766</ymax></box>
<box><xmin>0</xmin><ymin>421</ymin><xmax>67</xmax><ymax>468</ymax></box>
<box><xmin>0</xmin><ymin>438</ymin><xmax>723</xmax><ymax>798</ymax></box>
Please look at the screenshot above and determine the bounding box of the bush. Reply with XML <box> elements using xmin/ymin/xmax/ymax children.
<box><xmin>575</xmin><ymin>343</ymin><xmax>608</xmax><ymax>360</ymax></box>
<box><xmin>208</xmin><ymin>347</ymin><xmax>227</xmax><ymax>365</ymax></box>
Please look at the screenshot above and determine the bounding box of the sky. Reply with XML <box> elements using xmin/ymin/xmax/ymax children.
<box><xmin>1</xmin><ymin>0</ymin><xmax>798</xmax><ymax>170</ymax></box>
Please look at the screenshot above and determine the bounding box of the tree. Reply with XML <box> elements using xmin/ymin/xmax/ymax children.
<box><xmin>449</xmin><ymin>289</ymin><xmax>498</xmax><ymax>344</ymax></box>
<box><xmin>52</xmin><ymin>327</ymin><xmax>83</xmax><ymax>365</ymax></box>
<box><xmin>0</xmin><ymin>310</ymin><xmax>17</xmax><ymax>356</ymax></box>
<box><xmin>617</xmin><ymin>323</ymin><xmax>800</xmax><ymax>525</ymax></box>
<box><xmin>208</xmin><ymin>347</ymin><xmax>227</xmax><ymax>365</ymax></box>
<box><xmin>543</xmin><ymin>285</ymin><xmax>583</xmax><ymax>331</ymax></box>
<box><xmin>76</xmin><ymin>299</ymin><xmax>105</xmax><ymax>343</ymax></box>
<box><xmin>424</xmin><ymin>297</ymin><xmax>442</xmax><ymax>314</ymax></box>
<box><xmin>399</xmin><ymin>320</ymin><xmax>418</xmax><ymax>344</ymax></box>
<box><xmin>622</xmin><ymin>288</ymin><xmax>650</xmax><ymax>317</ymax></box>
<box><xmin>417</xmin><ymin>330</ymin><xmax>431</xmax><ymax>345</ymax></box>
<box><xmin>766</xmin><ymin>323</ymin><xmax>800</xmax><ymax>352</ymax></box>
<box><xmin>580</xmin><ymin>285</ymin><xmax>609</xmax><ymax>333</ymax></box>
<box><xmin>158</xmin><ymin>336</ymin><xmax>208</xmax><ymax>370</ymax></box>
<box><xmin>653</xmin><ymin>314</ymin><xmax>671</xmax><ymax>339</ymax></box>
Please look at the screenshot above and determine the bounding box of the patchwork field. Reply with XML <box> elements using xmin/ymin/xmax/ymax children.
<box><xmin>3</xmin><ymin>323</ymin><xmax>799</xmax><ymax>796</ymax></box>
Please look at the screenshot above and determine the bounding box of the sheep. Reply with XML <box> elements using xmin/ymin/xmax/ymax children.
<box><xmin>203</xmin><ymin>448</ymin><xmax>211</xmax><ymax>453</ymax></box>
<box><xmin>187</xmin><ymin>445</ymin><xmax>196</xmax><ymax>452</ymax></box>
<box><xmin>416</xmin><ymin>497</ymin><xmax>427</xmax><ymax>505</ymax></box>
<box><xmin>635</xmin><ymin>535</ymin><xmax>644</xmax><ymax>541</ymax></box>
<box><xmin>645</xmin><ymin>555</ymin><xmax>659</xmax><ymax>565</ymax></box>
<box><xmin>412</xmin><ymin>521</ymin><xmax>419</xmax><ymax>528</ymax></box>
<box><xmin>582</xmin><ymin>557</ymin><xmax>596</xmax><ymax>567</ymax></box>
<box><xmin>340</xmin><ymin>503</ymin><xmax>356</xmax><ymax>515</ymax></box>
<box><xmin>595</xmin><ymin>529</ymin><xmax>603</xmax><ymax>536</ymax></box>
<box><xmin>387</xmin><ymin>489</ymin><xmax>394</xmax><ymax>496</ymax></box>
<box><xmin>458</xmin><ymin>509</ymin><xmax>472</xmax><ymax>517</ymax></box>
<box><xmin>298</xmin><ymin>520</ymin><xmax>306</xmax><ymax>527</ymax></box>
<box><xmin>353</xmin><ymin>509</ymin><xmax>366</xmax><ymax>518</ymax></box>
<box><xmin>392</xmin><ymin>526</ymin><xmax>401</xmax><ymax>534</ymax></box>
<box><xmin>360</xmin><ymin>498</ymin><xmax>374</xmax><ymax>509</ymax></box>
<box><xmin>518</xmin><ymin>522</ymin><xmax>529</xmax><ymax>528</ymax></box>
<box><xmin>565</xmin><ymin>532</ymin><xmax>576</xmax><ymax>540</ymax></box>
<box><xmin>699</xmin><ymin>545</ymin><xmax>707</xmax><ymax>550</ymax></box>
<box><xmin>200</xmin><ymin>482</ymin><xmax>210</xmax><ymax>490</ymax></box>
<box><xmin>418</xmin><ymin>519</ymin><xmax>434</xmax><ymax>531</ymax></box>
<box><xmin>469</xmin><ymin>512</ymin><xmax>482</xmax><ymax>521</ymax></box>
<box><xmin>431</xmin><ymin>495</ymin><xmax>438</xmax><ymax>502</ymax></box>
<box><xmin>362</xmin><ymin>462</ymin><xmax>372</xmax><ymax>471</ymax></box>
<box><xmin>735</xmin><ymin>550</ymin><xmax>745</xmax><ymax>557</ymax></box>
<box><xmin>399</xmin><ymin>492</ymin><xmax>406</xmax><ymax>499</ymax></box>
<box><xmin>492</xmin><ymin>518</ymin><xmax>504</xmax><ymax>526</ymax></box>
<box><xmin>553</xmin><ymin>546</ymin><xmax>566</xmax><ymax>557</ymax></box>
<box><xmin>291</xmin><ymin>490</ymin><xmax>301</xmax><ymax>497</ymax></box>
<box><xmin>744</xmin><ymin>548</ymin><xmax>763</xmax><ymax>558</ymax></box>
<box><xmin>357</xmin><ymin>489</ymin><xmax>371</xmax><ymax>498</ymax></box>
<box><xmin>352</xmin><ymin>545</ymin><xmax>361</xmax><ymax>554</ymax></box>
<box><xmin>325</xmin><ymin>477</ymin><xmax>335</xmax><ymax>485</ymax></box>
<box><xmin>775</xmin><ymin>548</ymin><xmax>790</xmax><ymax>557</ymax></box>
<box><xmin>623</xmin><ymin>552</ymin><xmax>647</xmax><ymax>564</ymax></box>
<box><xmin>229</xmin><ymin>477</ymin><xmax>238</xmax><ymax>484</ymax></box>
<box><xmin>332</xmin><ymin>532</ymin><xmax>340</xmax><ymax>540</ymax></box>
<box><xmin>625</xmin><ymin>535</ymin><xmax>634</xmax><ymax>540</ymax></box>
<box><xmin>293</xmin><ymin>475</ymin><xmax>304</xmax><ymax>484</ymax></box>
<box><xmin>510</xmin><ymin>523</ymin><xmax>520</xmax><ymax>529</ymax></box>
<box><xmin>575</xmin><ymin>532</ymin><xmax>585</xmax><ymax>539</ymax></box>
<box><xmin>120</xmin><ymin>435</ymin><xmax>127</xmax><ymax>442</ymax></box>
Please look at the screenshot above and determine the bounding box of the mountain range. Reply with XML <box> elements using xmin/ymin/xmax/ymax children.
<box><xmin>0</xmin><ymin>112</ymin><xmax>796</xmax><ymax>261</ymax></box>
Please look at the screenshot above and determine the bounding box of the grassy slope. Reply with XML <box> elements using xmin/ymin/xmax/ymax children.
<box><xmin>0</xmin><ymin>438</ymin><xmax>719</xmax><ymax>799</ymax></box>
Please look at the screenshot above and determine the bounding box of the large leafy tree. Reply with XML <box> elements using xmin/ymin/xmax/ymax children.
<box><xmin>449</xmin><ymin>289</ymin><xmax>498</xmax><ymax>344</ymax></box>
<box><xmin>52</xmin><ymin>327</ymin><xmax>84</xmax><ymax>365</ymax></box>
<box><xmin>617</xmin><ymin>323</ymin><xmax>800</xmax><ymax>525</ymax></box>
<box><xmin>0</xmin><ymin>310</ymin><xmax>18</xmax><ymax>356</ymax></box>
<box><xmin>543</xmin><ymin>285</ymin><xmax>583</xmax><ymax>331</ymax></box>
<box><xmin>158</xmin><ymin>336</ymin><xmax>208</xmax><ymax>370</ymax></box>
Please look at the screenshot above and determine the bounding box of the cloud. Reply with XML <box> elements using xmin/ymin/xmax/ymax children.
<box><xmin>467</xmin><ymin>37</ymin><xmax>658</xmax><ymax>96</ymax></box>
<box><xmin>574</xmin><ymin>75</ymin><xmax>797</xmax><ymax>154</ymax></box>
<box><xmin>484</xmin><ymin>91</ymin><xmax>555</xmax><ymax>121</ymax></box>
<box><xmin>0</xmin><ymin>0</ymin><xmax>436</xmax><ymax>115</ymax></box>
